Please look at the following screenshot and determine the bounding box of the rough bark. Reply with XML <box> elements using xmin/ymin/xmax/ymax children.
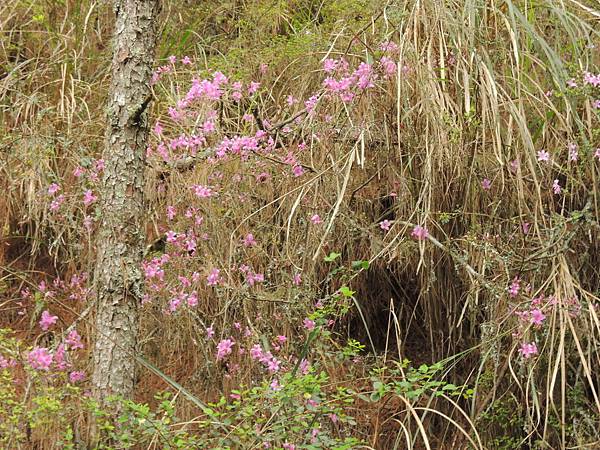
<box><xmin>92</xmin><ymin>0</ymin><xmax>159</xmax><ymax>403</ymax></box>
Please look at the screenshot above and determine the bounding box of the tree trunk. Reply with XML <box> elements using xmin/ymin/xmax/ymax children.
<box><xmin>92</xmin><ymin>0</ymin><xmax>159</xmax><ymax>403</ymax></box>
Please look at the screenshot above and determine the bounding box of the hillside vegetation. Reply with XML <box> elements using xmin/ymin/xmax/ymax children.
<box><xmin>1</xmin><ymin>0</ymin><xmax>599</xmax><ymax>448</ymax></box>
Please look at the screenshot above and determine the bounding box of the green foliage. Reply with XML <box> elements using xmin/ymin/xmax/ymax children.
<box><xmin>369</xmin><ymin>360</ymin><xmax>473</xmax><ymax>402</ymax></box>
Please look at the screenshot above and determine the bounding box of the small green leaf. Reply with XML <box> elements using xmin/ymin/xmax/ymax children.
<box><xmin>339</xmin><ymin>286</ymin><xmax>355</xmax><ymax>297</ymax></box>
<box><xmin>324</xmin><ymin>252</ymin><xmax>341</xmax><ymax>262</ymax></box>
<box><xmin>370</xmin><ymin>392</ymin><xmax>381</xmax><ymax>401</ymax></box>
<box><xmin>351</xmin><ymin>260</ymin><xmax>370</xmax><ymax>270</ymax></box>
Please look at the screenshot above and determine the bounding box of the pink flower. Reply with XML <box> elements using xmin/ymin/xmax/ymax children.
<box><xmin>53</xmin><ymin>344</ymin><xmax>68</xmax><ymax>370</ymax></box>
<box><xmin>39</xmin><ymin>310</ymin><xmax>58</xmax><ymax>331</ymax></box>
<box><xmin>518</xmin><ymin>342</ymin><xmax>538</xmax><ymax>358</ymax></box>
<box><xmin>353</xmin><ymin>62</ymin><xmax>376</xmax><ymax>90</ymax></box>
<box><xmin>182</xmin><ymin>56</ymin><xmax>192</xmax><ymax>65</ymax></box>
<box><xmin>153</xmin><ymin>121</ymin><xmax>163</xmax><ymax>135</ymax></box>
<box><xmin>192</xmin><ymin>185</ymin><xmax>216</xmax><ymax>198</ymax></box>
<box><xmin>69</xmin><ymin>371</ymin><xmax>86</xmax><ymax>383</ymax></box>
<box><xmin>537</xmin><ymin>150</ymin><xmax>550</xmax><ymax>162</ymax></box>
<box><xmin>552</xmin><ymin>179</ymin><xmax>561</xmax><ymax>195</ymax></box>
<box><xmin>248</xmin><ymin>81</ymin><xmax>260</xmax><ymax>94</ymax></box>
<box><xmin>305</xmin><ymin>95</ymin><xmax>319</xmax><ymax>114</ymax></box>
<box><xmin>379</xmin><ymin>41</ymin><xmax>399</xmax><ymax>54</ymax></box>
<box><xmin>65</xmin><ymin>330</ymin><xmax>83</xmax><ymax>350</ymax></box>
<box><xmin>203</xmin><ymin>120</ymin><xmax>215</xmax><ymax>133</ymax></box>
<box><xmin>83</xmin><ymin>190</ymin><xmax>97</xmax><ymax>206</ymax></box>
<box><xmin>83</xmin><ymin>215</ymin><xmax>93</xmax><ymax>231</ymax></box>
<box><xmin>270</xmin><ymin>378</ymin><xmax>281</xmax><ymax>391</ymax></box>
<box><xmin>50</xmin><ymin>194</ymin><xmax>65</xmax><ymax>211</ymax></box>
<box><xmin>583</xmin><ymin>71</ymin><xmax>600</xmax><ymax>87</ymax></box>
<box><xmin>530</xmin><ymin>308</ymin><xmax>546</xmax><ymax>326</ymax></box>
<box><xmin>380</xmin><ymin>220</ymin><xmax>391</xmax><ymax>231</ymax></box>
<box><xmin>213</xmin><ymin>71</ymin><xmax>228</xmax><ymax>84</ymax></box>
<box><xmin>243</xmin><ymin>233</ymin><xmax>257</xmax><ymax>247</ymax></box>
<box><xmin>310</xmin><ymin>214</ymin><xmax>323</xmax><ymax>225</ymax></box>
<box><xmin>283</xmin><ymin>444</ymin><xmax>296</xmax><ymax>450</ymax></box>
<box><xmin>568</xmin><ymin>143</ymin><xmax>578</xmax><ymax>162</ymax></box>
<box><xmin>481</xmin><ymin>178</ymin><xmax>492</xmax><ymax>190</ymax></box>
<box><xmin>303</xmin><ymin>318</ymin><xmax>316</xmax><ymax>331</ymax></box>
<box><xmin>276</xmin><ymin>335</ymin><xmax>287</xmax><ymax>343</ymax></box>
<box><xmin>207</xmin><ymin>268</ymin><xmax>221</xmax><ymax>286</ymax></box>
<box><xmin>216</xmin><ymin>338</ymin><xmax>234</xmax><ymax>360</ymax></box>
<box><xmin>187</xmin><ymin>292</ymin><xmax>198</xmax><ymax>307</ymax></box>
<box><xmin>380</xmin><ymin>56</ymin><xmax>397</xmax><ymax>77</ymax></box>
<box><xmin>28</xmin><ymin>347</ymin><xmax>53</xmax><ymax>370</ymax></box>
<box><xmin>246</xmin><ymin>272</ymin><xmax>264</xmax><ymax>286</ymax></box>
<box><xmin>250</xmin><ymin>344</ymin><xmax>263</xmax><ymax>360</ymax></box>
<box><xmin>47</xmin><ymin>183</ymin><xmax>60</xmax><ymax>195</ymax></box>
<box><xmin>255</xmin><ymin>172</ymin><xmax>271</xmax><ymax>183</ymax></box>
<box><xmin>522</xmin><ymin>222</ymin><xmax>531</xmax><ymax>234</ymax></box>
<box><xmin>508</xmin><ymin>278</ymin><xmax>520</xmax><ymax>297</ymax></box>
<box><xmin>206</xmin><ymin>326</ymin><xmax>215</xmax><ymax>339</ymax></box>
<box><xmin>411</xmin><ymin>225</ymin><xmax>429</xmax><ymax>241</ymax></box>
<box><xmin>166</xmin><ymin>205</ymin><xmax>176</xmax><ymax>220</ymax></box>
<box><xmin>594</xmin><ymin>148</ymin><xmax>600</xmax><ymax>160</ymax></box>
<box><xmin>266</xmin><ymin>357</ymin><xmax>281</xmax><ymax>373</ymax></box>
<box><xmin>0</xmin><ymin>355</ymin><xmax>16</xmax><ymax>368</ymax></box>
<box><xmin>292</xmin><ymin>273</ymin><xmax>302</xmax><ymax>285</ymax></box>
<box><xmin>323</xmin><ymin>58</ymin><xmax>338</xmax><ymax>73</ymax></box>
<box><xmin>299</xmin><ymin>358</ymin><xmax>310</xmax><ymax>375</ymax></box>
<box><xmin>292</xmin><ymin>165</ymin><xmax>304</xmax><ymax>177</ymax></box>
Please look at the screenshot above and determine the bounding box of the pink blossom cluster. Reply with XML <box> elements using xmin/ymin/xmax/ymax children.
<box><xmin>249</xmin><ymin>343</ymin><xmax>281</xmax><ymax>373</ymax></box>
<box><xmin>583</xmin><ymin>71</ymin><xmax>600</xmax><ymax>87</ymax></box>
<box><xmin>518</xmin><ymin>342</ymin><xmax>538</xmax><ymax>358</ymax></box>
<box><xmin>508</xmin><ymin>278</ymin><xmax>520</xmax><ymax>297</ymax></box>
<box><xmin>192</xmin><ymin>185</ymin><xmax>217</xmax><ymax>198</ymax></box>
<box><xmin>322</xmin><ymin>57</ymin><xmax>377</xmax><ymax>103</ymax></box>
<box><xmin>207</xmin><ymin>268</ymin><xmax>221</xmax><ymax>286</ymax></box>
<box><xmin>39</xmin><ymin>310</ymin><xmax>58</xmax><ymax>331</ymax></box>
<box><xmin>238</xmin><ymin>265</ymin><xmax>265</xmax><ymax>286</ymax></box>
<box><xmin>27</xmin><ymin>330</ymin><xmax>85</xmax><ymax>379</ymax></box>
<box><xmin>216</xmin><ymin>338</ymin><xmax>235</xmax><ymax>360</ymax></box>
<box><xmin>513</xmin><ymin>294</ymin><xmax>553</xmax><ymax>360</ymax></box>
<box><xmin>411</xmin><ymin>225</ymin><xmax>429</xmax><ymax>241</ymax></box>
<box><xmin>143</xmin><ymin>254</ymin><xmax>169</xmax><ymax>282</ymax></box>
<box><xmin>0</xmin><ymin>355</ymin><xmax>17</xmax><ymax>369</ymax></box>
<box><xmin>28</xmin><ymin>347</ymin><xmax>54</xmax><ymax>370</ymax></box>
<box><xmin>515</xmin><ymin>307</ymin><xmax>546</xmax><ymax>327</ymax></box>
